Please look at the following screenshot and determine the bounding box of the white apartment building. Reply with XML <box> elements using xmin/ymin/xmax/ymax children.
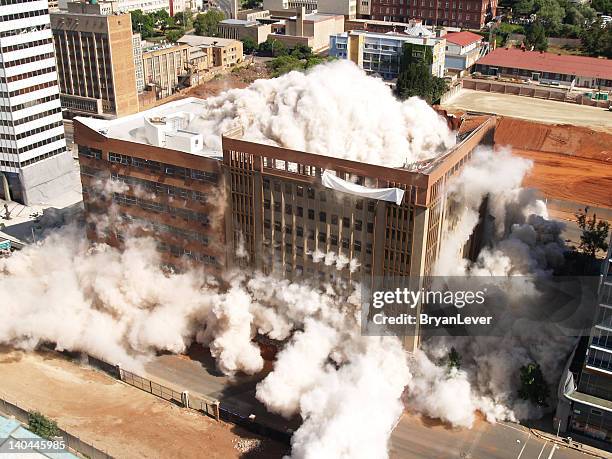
<box><xmin>0</xmin><ymin>0</ymin><xmax>74</xmax><ymax>205</ymax></box>
<box><xmin>329</xmin><ymin>30</ymin><xmax>446</xmax><ymax>80</ymax></box>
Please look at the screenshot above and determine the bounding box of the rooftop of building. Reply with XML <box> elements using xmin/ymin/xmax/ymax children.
<box><xmin>178</xmin><ymin>34</ymin><xmax>241</xmax><ymax>48</ymax></box>
<box><xmin>341</xmin><ymin>29</ymin><xmax>444</xmax><ymax>45</ymax></box>
<box><xmin>476</xmin><ymin>46</ymin><xmax>612</xmax><ymax>80</ymax></box>
<box><xmin>286</xmin><ymin>12</ymin><xmax>343</xmax><ymax>22</ymax></box>
<box><xmin>443</xmin><ymin>30</ymin><xmax>483</xmax><ymax>46</ymax></box>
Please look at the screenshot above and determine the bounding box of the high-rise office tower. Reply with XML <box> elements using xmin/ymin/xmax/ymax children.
<box><xmin>0</xmin><ymin>0</ymin><xmax>74</xmax><ymax>204</ymax></box>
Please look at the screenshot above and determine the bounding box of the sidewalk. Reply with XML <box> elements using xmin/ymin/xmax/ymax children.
<box><xmin>530</xmin><ymin>428</ymin><xmax>612</xmax><ymax>459</ymax></box>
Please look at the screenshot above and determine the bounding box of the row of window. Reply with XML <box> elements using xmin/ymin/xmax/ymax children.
<box><xmin>587</xmin><ymin>349</ymin><xmax>612</xmax><ymax>372</ymax></box>
<box><xmin>112</xmin><ymin>192</ymin><xmax>210</xmax><ymax>225</ymax></box>
<box><xmin>120</xmin><ymin>214</ymin><xmax>210</xmax><ymax>245</ymax></box>
<box><xmin>0</xmin><ymin>80</ymin><xmax>58</xmax><ymax>99</ymax></box>
<box><xmin>1</xmin><ymin>38</ymin><xmax>53</xmax><ymax>54</ymax></box>
<box><xmin>111</xmin><ymin>173</ymin><xmax>208</xmax><ymax>204</ymax></box>
<box><xmin>0</xmin><ymin>94</ymin><xmax>59</xmax><ymax>113</ymax></box>
<box><xmin>0</xmin><ymin>107</ymin><xmax>61</xmax><ymax>128</ymax></box>
<box><xmin>0</xmin><ymin>146</ymin><xmax>65</xmax><ymax>168</ymax></box>
<box><xmin>0</xmin><ymin>0</ymin><xmax>45</xmax><ymax>5</ymax></box>
<box><xmin>2</xmin><ymin>52</ymin><xmax>55</xmax><ymax>69</ymax></box>
<box><xmin>1</xmin><ymin>8</ymin><xmax>49</xmax><ymax>22</ymax></box>
<box><xmin>264</xmin><ymin>201</ymin><xmax>375</xmax><ymax>231</ymax></box>
<box><xmin>4</xmin><ymin>66</ymin><xmax>55</xmax><ymax>84</ymax></box>
<box><xmin>78</xmin><ymin>145</ymin><xmax>102</xmax><ymax>160</ymax></box>
<box><xmin>108</xmin><ymin>152</ymin><xmax>218</xmax><ymax>183</ymax></box>
<box><xmin>0</xmin><ymin>120</ymin><xmax>62</xmax><ymax>141</ymax></box>
<box><xmin>265</xmin><ymin>223</ymin><xmax>373</xmax><ymax>253</ymax></box>
<box><xmin>0</xmin><ymin>134</ymin><xmax>64</xmax><ymax>155</ymax></box>
<box><xmin>0</xmin><ymin>23</ymin><xmax>49</xmax><ymax>39</ymax></box>
<box><xmin>157</xmin><ymin>242</ymin><xmax>217</xmax><ymax>265</ymax></box>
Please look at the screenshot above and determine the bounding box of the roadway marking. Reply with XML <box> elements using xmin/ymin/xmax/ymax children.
<box><xmin>546</xmin><ymin>444</ymin><xmax>559</xmax><ymax>459</ymax></box>
<box><xmin>516</xmin><ymin>432</ymin><xmax>531</xmax><ymax>459</ymax></box>
<box><xmin>537</xmin><ymin>441</ymin><xmax>549</xmax><ymax>459</ymax></box>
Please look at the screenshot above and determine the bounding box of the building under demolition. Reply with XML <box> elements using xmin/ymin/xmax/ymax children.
<box><xmin>74</xmin><ymin>97</ymin><xmax>494</xmax><ymax>350</ymax></box>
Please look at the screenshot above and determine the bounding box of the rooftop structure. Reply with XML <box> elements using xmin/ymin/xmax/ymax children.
<box><xmin>444</xmin><ymin>31</ymin><xmax>483</xmax><ymax>47</ymax></box>
<box><xmin>443</xmin><ymin>31</ymin><xmax>486</xmax><ymax>75</ymax></box>
<box><xmin>218</xmin><ymin>18</ymin><xmax>273</xmax><ymax>44</ymax></box>
<box><xmin>74</xmin><ymin>97</ymin><xmax>495</xmax><ymax>352</ymax></box>
<box><xmin>475</xmin><ymin>47</ymin><xmax>612</xmax><ymax>89</ymax></box>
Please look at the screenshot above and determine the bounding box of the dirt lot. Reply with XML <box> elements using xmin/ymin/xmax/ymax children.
<box><xmin>0</xmin><ymin>349</ymin><xmax>287</xmax><ymax>459</ymax></box>
<box><xmin>444</xmin><ymin>89</ymin><xmax>612</xmax><ymax>130</ymax></box>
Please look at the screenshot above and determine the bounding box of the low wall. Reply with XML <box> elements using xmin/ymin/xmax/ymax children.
<box><xmin>463</xmin><ymin>78</ymin><xmax>610</xmax><ymax>108</ymax></box>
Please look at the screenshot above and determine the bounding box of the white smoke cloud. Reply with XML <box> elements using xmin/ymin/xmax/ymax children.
<box><xmin>182</xmin><ymin>60</ymin><xmax>455</xmax><ymax>167</ymax></box>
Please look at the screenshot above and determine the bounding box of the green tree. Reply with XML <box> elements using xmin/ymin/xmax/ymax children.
<box><xmin>581</xmin><ymin>21</ymin><xmax>612</xmax><ymax>57</ymax></box>
<box><xmin>591</xmin><ymin>0</ymin><xmax>612</xmax><ymax>14</ymax></box>
<box><xmin>395</xmin><ymin>42</ymin><xmax>448</xmax><ymax>104</ymax></box>
<box><xmin>525</xmin><ymin>21</ymin><xmax>549</xmax><ymax>50</ymax></box>
<box><xmin>241</xmin><ymin>37</ymin><xmax>258</xmax><ymax>54</ymax></box>
<box><xmin>258</xmin><ymin>38</ymin><xmax>288</xmax><ymax>56</ymax></box>
<box><xmin>575</xmin><ymin>207</ymin><xmax>610</xmax><ymax>258</ymax></box>
<box><xmin>269</xmin><ymin>55</ymin><xmax>304</xmax><ymax>76</ymax></box>
<box><xmin>535</xmin><ymin>0</ymin><xmax>566</xmax><ymax>34</ymax></box>
<box><xmin>130</xmin><ymin>9</ymin><xmax>156</xmax><ymax>39</ymax></box>
<box><xmin>448</xmin><ymin>347</ymin><xmax>462</xmax><ymax>370</ymax></box>
<box><xmin>173</xmin><ymin>9</ymin><xmax>193</xmax><ymax>29</ymax></box>
<box><xmin>165</xmin><ymin>28</ymin><xmax>184</xmax><ymax>42</ymax></box>
<box><xmin>28</xmin><ymin>412</ymin><xmax>60</xmax><ymax>439</ymax></box>
<box><xmin>290</xmin><ymin>43</ymin><xmax>313</xmax><ymax>59</ymax></box>
<box><xmin>194</xmin><ymin>9</ymin><xmax>225</xmax><ymax>37</ymax></box>
<box><xmin>518</xmin><ymin>363</ymin><xmax>550</xmax><ymax>407</ymax></box>
<box><xmin>242</xmin><ymin>0</ymin><xmax>262</xmax><ymax>8</ymax></box>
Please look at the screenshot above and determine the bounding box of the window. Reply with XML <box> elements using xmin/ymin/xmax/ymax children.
<box><xmin>331</xmin><ymin>214</ymin><xmax>338</xmax><ymax>225</ymax></box>
<box><xmin>355</xmin><ymin>220</ymin><xmax>363</xmax><ymax>231</ymax></box>
<box><xmin>297</xmin><ymin>185</ymin><xmax>304</xmax><ymax>197</ymax></box>
<box><xmin>296</xmin><ymin>226</ymin><xmax>303</xmax><ymax>237</ymax></box>
<box><xmin>319</xmin><ymin>212</ymin><xmax>326</xmax><ymax>223</ymax></box>
<box><xmin>263</xmin><ymin>178</ymin><xmax>270</xmax><ymax>190</ymax></box>
<box><xmin>368</xmin><ymin>201</ymin><xmax>376</xmax><ymax>213</ymax></box>
<box><xmin>331</xmin><ymin>235</ymin><xmax>338</xmax><ymax>245</ymax></box>
<box><xmin>356</xmin><ymin>200</ymin><xmax>363</xmax><ymax>210</ymax></box>
<box><xmin>264</xmin><ymin>219</ymin><xmax>271</xmax><ymax>229</ymax></box>
<box><xmin>308</xmin><ymin>209</ymin><xmax>315</xmax><ymax>220</ymax></box>
<box><xmin>307</xmin><ymin>187</ymin><xmax>315</xmax><ymax>199</ymax></box>
<box><xmin>367</xmin><ymin>222</ymin><xmax>374</xmax><ymax>233</ymax></box>
<box><xmin>285</xmin><ymin>204</ymin><xmax>292</xmax><ymax>215</ymax></box>
<box><xmin>274</xmin><ymin>182</ymin><xmax>281</xmax><ymax>192</ymax></box>
<box><xmin>308</xmin><ymin>230</ymin><xmax>315</xmax><ymax>240</ymax></box>
<box><xmin>320</xmin><ymin>191</ymin><xmax>326</xmax><ymax>202</ymax></box>
<box><xmin>274</xmin><ymin>202</ymin><xmax>281</xmax><ymax>212</ymax></box>
<box><xmin>318</xmin><ymin>233</ymin><xmax>327</xmax><ymax>243</ymax></box>
<box><xmin>342</xmin><ymin>238</ymin><xmax>350</xmax><ymax>249</ymax></box>
<box><xmin>297</xmin><ymin>206</ymin><xmax>303</xmax><ymax>217</ymax></box>
<box><xmin>342</xmin><ymin>217</ymin><xmax>350</xmax><ymax>227</ymax></box>
<box><xmin>354</xmin><ymin>241</ymin><xmax>362</xmax><ymax>252</ymax></box>
<box><xmin>264</xmin><ymin>199</ymin><xmax>271</xmax><ymax>209</ymax></box>
<box><xmin>366</xmin><ymin>243</ymin><xmax>372</xmax><ymax>254</ymax></box>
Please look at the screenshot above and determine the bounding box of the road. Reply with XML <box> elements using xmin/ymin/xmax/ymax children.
<box><xmin>442</xmin><ymin>89</ymin><xmax>612</xmax><ymax>130</ymax></box>
<box><xmin>144</xmin><ymin>348</ymin><xmax>606</xmax><ymax>459</ymax></box>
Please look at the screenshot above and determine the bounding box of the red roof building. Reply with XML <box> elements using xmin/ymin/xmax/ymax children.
<box><xmin>474</xmin><ymin>47</ymin><xmax>612</xmax><ymax>89</ymax></box>
<box><xmin>444</xmin><ymin>31</ymin><xmax>484</xmax><ymax>47</ymax></box>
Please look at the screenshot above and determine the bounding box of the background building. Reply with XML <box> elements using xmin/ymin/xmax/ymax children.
<box><xmin>178</xmin><ymin>35</ymin><xmax>244</xmax><ymax>68</ymax></box>
<box><xmin>270</xmin><ymin>8</ymin><xmax>345</xmax><ymax>52</ymax></box>
<box><xmin>51</xmin><ymin>2</ymin><xmax>139</xmax><ymax>118</ymax></box>
<box><xmin>263</xmin><ymin>0</ymin><xmax>317</xmax><ymax>16</ymax></box>
<box><xmin>218</xmin><ymin>19</ymin><xmax>273</xmax><ymax>44</ymax></box>
<box><xmin>443</xmin><ymin>30</ymin><xmax>485</xmax><ymax>75</ymax></box>
<box><xmin>329</xmin><ymin>29</ymin><xmax>446</xmax><ymax>79</ymax></box>
<box><xmin>369</xmin><ymin>0</ymin><xmax>497</xmax><ymax>29</ymax></box>
<box><xmin>142</xmin><ymin>42</ymin><xmax>190</xmax><ymax>100</ymax></box>
<box><xmin>557</xmin><ymin>239</ymin><xmax>612</xmax><ymax>443</ymax></box>
<box><xmin>0</xmin><ymin>0</ymin><xmax>74</xmax><ymax>205</ymax></box>
<box><xmin>133</xmin><ymin>33</ymin><xmax>145</xmax><ymax>93</ymax></box>
<box><xmin>474</xmin><ymin>47</ymin><xmax>612</xmax><ymax>90</ymax></box>
<box><xmin>74</xmin><ymin>97</ymin><xmax>495</xmax><ymax>352</ymax></box>
<box><xmin>59</xmin><ymin>0</ymin><xmax>170</xmax><ymax>14</ymax></box>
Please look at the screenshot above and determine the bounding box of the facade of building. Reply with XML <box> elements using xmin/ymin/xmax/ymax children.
<box><xmin>142</xmin><ymin>43</ymin><xmax>190</xmax><ymax>100</ymax></box>
<box><xmin>317</xmin><ymin>0</ymin><xmax>358</xmax><ymax>18</ymax></box>
<box><xmin>369</xmin><ymin>0</ymin><xmax>497</xmax><ymax>29</ymax></box>
<box><xmin>443</xmin><ymin>30</ymin><xmax>484</xmax><ymax>75</ymax></box>
<box><xmin>60</xmin><ymin>0</ymin><xmax>171</xmax><ymax>14</ymax></box>
<box><xmin>178</xmin><ymin>35</ymin><xmax>244</xmax><ymax>68</ymax></box>
<box><xmin>218</xmin><ymin>19</ymin><xmax>273</xmax><ymax>44</ymax></box>
<box><xmin>0</xmin><ymin>0</ymin><xmax>74</xmax><ymax>205</ymax></box>
<box><xmin>51</xmin><ymin>3</ymin><xmax>139</xmax><ymax>118</ymax></box>
<box><xmin>263</xmin><ymin>0</ymin><xmax>317</xmax><ymax>16</ymax></box>
<box><xmin>270</xmin><ymin>8</ymin><xmax>345</xmax><ymax>52</ymax></box>
<box><xmin>329</xmin><ymin>29</ymin><xmax>445</xmax><ymax>79</ymax></box>
<box><xmin>556</xmin><ymin>239</ymin><xmax>612</xmax><ymax>443</ymax></box>
<box><xmin>133</xmin><ymin>33</ymin><xmax>145</xmax><ymax>93</ymax></box>
<box><xmin>474</xmin><ymin>47</ymin><xmax>612</xmax><ymax>90</ymax></box>
<box><xmin>74</xmin><ymin>97</ymin><xmax>495</xmax><ymax>352</ymax></box>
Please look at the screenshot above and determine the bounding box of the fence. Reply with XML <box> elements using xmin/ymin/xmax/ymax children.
<box><xmin>0</xmin><ymin>394</ymin><xmax>113</xmax><ymax>459</ymax></box>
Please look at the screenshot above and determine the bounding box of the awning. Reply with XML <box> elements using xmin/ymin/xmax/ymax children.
<box><xmin>321</xmin><ymin>171</ymin><xmax>405</xmax><ymax>205</ymax></box>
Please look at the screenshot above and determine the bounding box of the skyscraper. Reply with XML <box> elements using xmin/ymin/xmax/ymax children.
<box><xmin>0</xmin><ymin>0</ymin><xmax>74</xmax><ymax>204</ymax></box>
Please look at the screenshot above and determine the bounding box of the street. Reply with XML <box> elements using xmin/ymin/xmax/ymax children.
<box><xmin>144</xmin><ymin>348</ymin><xmax>607</xmax><ymax>459</ymax></box>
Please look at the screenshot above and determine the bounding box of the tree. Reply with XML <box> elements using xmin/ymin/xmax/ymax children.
<box><xmin>575</xmin><ymin>207</ymin><xmax>610</xmax><ymax>258</ymax></box>
<box><xmin>242</xmin><ymin>0</ymin><xmax>262</xmax><ymax>8</ymax></box>
<box><xmin>130</xmin><ymin>9</ymin><xmax>155</xmax><ymax>39</ymax></box>
<box><xmin>591</xmin><ymin>0</ymin><xmax>612</xmax><ymax>14</ymax></box>
<box><xmin>290</xmin><ymin>43</ymin><xmax>313</xmax><ymax>59</ymax></box>
<box><xmin>395</xmin><ymin>43</ymin><xmax>448</xmax><ymax>104</ymax></box>
<box><xmin>241</xmin><ymin>37</ymin><xmax>258</xmax><ymax>54</ymax></box>
<box><xmin>448</xmin><ymin>347</ymin><xmax>461</xmax><ymax>370</ymax></box>
<box><xmin>581</xmin><ymin>21</ymin><xmax>612</xmax><ymax>58</ymax></box>
<box><xmin>258</xmin><ymin>38</ymin><xmax>288</xmax><ymax>56</ymax></box>
<box><xmin>518</xmin><ymin>363</ymin><xmax>550</xmax><ymax>407</ymax></box>
<box><xmin>165</xmin><ymin>28</ymin><xmax>184</xmax><ymax>42</ymax></box>
<box><xmin>534</xmin><ymin>0</ymin><xmax>565</xmax><ymax>34</ymax></box>
<box><xmin>173</xmin><ymin>9</ymin><xmax>193</xmax><ymax>29</ymax></box>
<box><xmin>28</xmin><ymin>411</ymin><xmax>60</xmax><ymax>439</ymax></box>
<box><xmin>194</xmin><ymin>9</ymin><xmax>225</xmax><ymax>37</ymax></box>
<box><xmin>524</xmin><ymin>20</ymin><xmax>549</xmax><ymax>50</ymax></box>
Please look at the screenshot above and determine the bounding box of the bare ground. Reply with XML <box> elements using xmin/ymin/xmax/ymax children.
<box><xmin>0</xmin><ymin>349</ymin><xmax>288</xmax><ymax>459</ymax></box>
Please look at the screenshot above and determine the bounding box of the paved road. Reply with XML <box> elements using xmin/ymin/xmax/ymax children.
<box><xmin>144</xmin><ymin>348</ymin><xmax>605</xmax><ymax>459</ymax></box>
<box><xmin>442</xmin><ymin>89</ymin><xmax>612</xmax><ymax>130</ymax></box>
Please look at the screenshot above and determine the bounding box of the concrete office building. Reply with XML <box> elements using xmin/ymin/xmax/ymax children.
<box><xmin>218</xmin><ymin>19</ymin><xmax>273</xmax><ymax>44</ymax></box>
<box><xmin>269</xmin><ymin>8</ymin><xmax>344</xmax><ymax>52</ymax></box>
<box><xmin>177</xmin><ymin>35</ymin><xmax>244</xmax><ymax>68</ymax></box>
<box><xmin>73</xmin><ymin>97</ymin><xmax>494</xmax><ymax>351</ymax></box>
<box><xmin>141</xmin><ymin>43</ymin><xmax>190</xmax><ymax>100</ymax></box>
<box><xmin>370</xmin><ymin>0</ymin><xmax>497</xmax><ymax>29</ymax></box>
<box><xmin>329</xmin><ymin>29</ymin><xmax>446</xmax><ymax>79</ymax></box>
<box><xmin>51</xmin><ymin>2</ymin><xmax>139</xmax><ymax>118</ymax></box>
<box><xmin>0</xmin><ymin>0</ymin><xmax>74</xmax><ymax>205</ymax></box>
<box><xmin>557</xmin><ymin>239</ymin><xmax>612</xmax><ymax>443</ymax></box>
